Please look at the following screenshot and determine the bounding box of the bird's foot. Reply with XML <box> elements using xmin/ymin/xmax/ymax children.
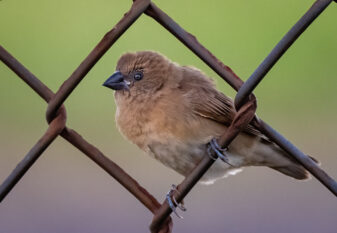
<box><xmin>166</xmin><ymin>184</ymin><xmax>186</xmax><ymax>219</ymax></box>
<box><xmin>207</xmin><ymin>138</ymin><xmax>233</xmax><ymax>166</ymax></box>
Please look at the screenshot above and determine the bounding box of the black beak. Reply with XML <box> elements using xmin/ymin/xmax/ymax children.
<box><xmin>103</xmin><ymin>71</ymin><xmax>129</xmax><ymax>90</ymax></box>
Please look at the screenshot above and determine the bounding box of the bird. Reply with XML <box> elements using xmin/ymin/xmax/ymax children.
<box><xmin>103</xmin><ymin>51</ymin><xmax>314</xmax><ymax>184</ymax></box>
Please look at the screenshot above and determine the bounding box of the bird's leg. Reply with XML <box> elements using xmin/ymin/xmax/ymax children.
<box><xmin>166</xmin><ymin>184</ymin><xmax>186</xmax><ymax>219</ymax></box>
<box><xmin>207</xmin><ymin>138</ymin><xmax>233</xmax><ymax>166</ymax></box>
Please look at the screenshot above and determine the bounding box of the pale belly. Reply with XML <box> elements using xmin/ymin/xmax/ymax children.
<box><xmin>146</xmin><ymin>138</ymin><xmax>243</xmax><ymax>184</ymax></box>
<box><xmin>115</xmin><ymin>102</ymin><xmax>244</xmax><ymax>184</ymax></box>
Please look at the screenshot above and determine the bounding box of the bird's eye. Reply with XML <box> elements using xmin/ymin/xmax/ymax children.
<box><xmin>134</xmin><ymin>71</ymin><xmax>143</xmax><ymax>81</ymax></box>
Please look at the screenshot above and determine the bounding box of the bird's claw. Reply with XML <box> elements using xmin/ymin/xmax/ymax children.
<box><xmin>166</xmin><ymin>184</ymin><xmax>186</xmax><ymax>219</ymax></box>
<box><xmin>207</xmin><ymin>138</ymin><xmax>233</xmax><ymax>166</ymax></box>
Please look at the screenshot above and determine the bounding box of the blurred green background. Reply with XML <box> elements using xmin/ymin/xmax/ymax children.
<box><xmin>1</xmin><ymin>0</ymin><xmax>336</xmax><ymax>232</ymax></box>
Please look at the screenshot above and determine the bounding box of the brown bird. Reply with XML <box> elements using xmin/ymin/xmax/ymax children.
<box><xmin>103</xmin><ymin>51</ymin><xmax>312</xmax><ymax>184</ymax></box>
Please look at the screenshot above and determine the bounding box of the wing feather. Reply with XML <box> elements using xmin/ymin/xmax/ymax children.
<box><xmin>180</xmin><ymin>66</ymin><xmax>262</xmax><ymax>137</ymax></box>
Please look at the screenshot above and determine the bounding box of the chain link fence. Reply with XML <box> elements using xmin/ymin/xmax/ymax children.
<box><xmin>1</xmin><ymin>0</ymin><xmax>336</xmax><ymax>232</ymax></box>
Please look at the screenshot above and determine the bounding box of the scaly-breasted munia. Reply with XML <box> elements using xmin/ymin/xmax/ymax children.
<box><xmin>103</xmin><ymin>51</ymin><xmax>312</xmax><ymax>184</ymax></box>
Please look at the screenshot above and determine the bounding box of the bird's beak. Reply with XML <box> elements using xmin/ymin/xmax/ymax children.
<box><xmin>103</xmin><ymin>71</ymin><xmax>129</xmax><ymax>91</ymax></box>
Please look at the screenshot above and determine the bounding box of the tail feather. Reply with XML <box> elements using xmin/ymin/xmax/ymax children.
<box><xmin>252</xmin><ymin>137</ymin><xmax>319</xmax><ymax>180</ymax></box>
<box><xmin>267</xmin><ymin>148</ymin><xmax>319</xmax><ymax>180</ymax></box>
<box><xmin>271</xmin><ymin>165</ymin><xmax>310</xmax><ymax>180</ymax></box>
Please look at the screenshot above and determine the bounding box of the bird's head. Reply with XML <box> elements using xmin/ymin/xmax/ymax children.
<box><xmin>103</xmin><ymin>51</ymin><xmax>172</xmax><ymax>97</ymax></box>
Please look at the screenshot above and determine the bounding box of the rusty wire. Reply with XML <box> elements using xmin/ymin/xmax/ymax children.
<box><xmin>146</xmin><ymin>1</ymin><xmax>337</xmax><ymax>230</ymax></box>
<box><xmin>1</xmin><ymin>0</ymin><xmax>336</xmax><ymax>232</ymax></box>
<box><xmin>234</xmin><ymin>0</ymin><xmax>334</xmax><ymax>109</ymax></box>
<box><xmin>0</xmin><ymin>46</ymin><xmax>163</xmax><ymax>214</ymax></box>
<box><xmin>0</xmin><ymin>44</ymin><xmax>173</xmax><ymax>233</ymax></box>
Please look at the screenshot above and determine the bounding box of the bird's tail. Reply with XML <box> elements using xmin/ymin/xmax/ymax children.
<box><xmin>270</xmin><ymin>163</ymin><xmax>309</xmax><ymax>180</ymax></box>
<box><xmin>270</xmin><ymin>154</ymin><xmax>319</xmax><ymax>180</ymax></box>
<box><xmin>252</xmin><ymin>138</ymin><xmax>319</xmax><ymax>180</ymax></box>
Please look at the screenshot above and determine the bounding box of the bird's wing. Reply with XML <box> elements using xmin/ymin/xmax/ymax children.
<box><xmin>190</xmin><ymin>89</ymin><xmax>263</xmax><ymax>137</ymax></box>
<box><xmin>180</xmin><ymin>66</ymin><xmax>262</xmax><ymax>137</ymax></box>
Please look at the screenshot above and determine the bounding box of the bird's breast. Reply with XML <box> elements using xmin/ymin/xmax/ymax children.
<box><xmin>115</xmin><ymin>97</ymin><xmax>243</xmax><ymax>184</ymax></box>
<box><xmin>115</xmin><ymin>91</ymin><xmax>187</xmax><ymax>147</ymax></box>
<box><xmin>115</xmin><ymin>104</ymin><xmax>150</xmax><ymax>149</ymax></box>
